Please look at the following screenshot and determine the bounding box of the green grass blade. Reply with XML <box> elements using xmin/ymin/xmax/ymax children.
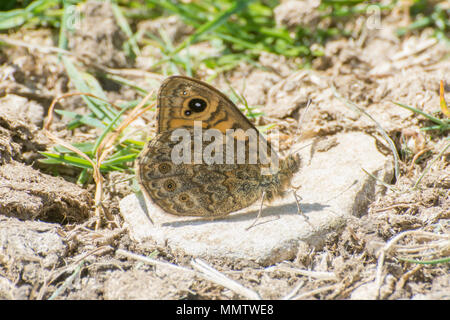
<box><xmin>77</xmin><ymin>168</ymin><xmax>90</xmax><ymax>185</ymax></box>
<box><xmin>54</xmin><ymin>142</ymin><xmax>95</xmax><ymax>155</ymax></box>
<box><xmin>62</xmin><ymin>56</ymin><xmax>112</xmax><ymax>121</ymax></box>
<box><xmin>111</xmin><ymin>3</ymin><xmax>140</xmax><ymax>57</ymax></box>
<box><xmin>102</xmin><ymin>73</ymin><xmax>149</xmax><ymax>96</ymax></box>
<box><xmin>173</xmin><ymin>0</ymin><xmax>253</xmax><ymax>55</ymax></box>
<box><xmin>0</xmin><ymin>9</ymin><xmax>28</xmax><ymax>29</ymax></box>
<box><xmin>92</xmin><ymin>104</ymin><xmax>132</xmax><ymax>155</ymax></box>
<box><xmin>39</xmin><ymin>152</ymin><xmax>120</xmax><ymax>172</ymax></box>
<box><xmin>123</xmin><ymin>139</ymin><xmax>146</xmax><ymax>148</ymax></box>
<box><xmin>146</xmin><ymin>0</ymin><xmax>203</xmax><ymax>26</ymax></box>
<box><xmin>420</xmin><ymin>125</ymin><xmax>449</xmax><ymax>131</ymax></box>
<box><xmin>54</xmin><ymin>109</ymin><xmax>107</xmax><ymax>129</ymax></box>
<box><xmin>392</xmin><ymin>101</ymin><xmax>447</xmax><ymax>127</ymax></box>
<box><xmin>0</xmin><ymin>0</ymin><xmax>60</xmax><ymax>29</ymax></box>
<box><xmin>58</xmin><ymin>0</ymin><xmax>69</xmax><ymax>55</ymax></box>
<box><xmin>398</xmin><ymin>256</ymin><xmax>450</xmax><ymax>265</ymax></box>
<box><xmin>40</xmin><ymin>152</ymin><xmax>95</xmax><ymax>170</ymax></box>
<box><xmin>82</xmin><ymin>72</ymin><xmax>118</xmax><ymax>120</ymax></box>
<box><xmin>333</xmin><ymin>86</ymin><xmax>400</xmax><ymax>181</ymax></box>
<box><xmin>102</xmin><ymin>153</ymin><xmax>138</xmax><ymax>166</ymax></box>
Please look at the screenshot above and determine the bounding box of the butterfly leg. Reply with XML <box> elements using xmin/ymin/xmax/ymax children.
<box><xmin>245</xmin><ymin>190</ymin><xmax>266</xmax><ymax>231</ymax></box>
<box><xmin>291</xmin><ymin>186</ymin><xmax>309</xmax><ymax>221</ymax></box>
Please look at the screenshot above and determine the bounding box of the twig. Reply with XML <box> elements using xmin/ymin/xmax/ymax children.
<box><xmin>374</xmin><ymin>230</ymin><xmax>449</xmax><ymax>299</ymax></box>
<box><xmin>0</xmin><ymin>36</ymin><xmax>73</xmax><ymax>55</ymax></box>
<box><xmin>44</xmin><ymin>92</ymin><xmax>121</xmax><ymax>130</ymax></box>
<box><xmin>117</xmin><ymin>250</ymin><xmax>262</xmax><ymax>299</ymax></box>
<box><xmin>281</xmin><ymin>281</ymin><xmax>305</xmax><ymax>300</ymax></box>
<box><xmin>47</xmin><ymin>261</ymin><xmax>84</xmax><ymax>300</ymax></box>
<box><xmin>265</xmin><ymin>265</ymin><xmax>337</xmax><ymax>281</ymax></box>
<box><xmin>332</xmin><ymin>85</ymin><xmax>400</xmax><ymax>181</ymax></box>
<box><xmin>95</xmin><ymin>92</ymin><xmax>155</xmax><ymax>166</ymax></box>
<box><xmin>413</xmin><ymin>141</ymin><xmax>450</xmax><ymax>189</ymax></box>
<box><xmin>373</xmin><ymin>203</ymin><xmax>417</xmax><ymax>213</ymax></box>
<box><xmin>73</xmin><ymin>246</ymin><xmax>114</xmax><ymax>265</ymax></box>
<box><xmin>395</xmin><ymin>264</ymin><xmax>423</xmax><ymax>292</ymax></box>
<box><xmin>35</xmin><ymin>264</ymin><xmax>56</xmax><ymax>300</ymax></box>
<box><xmin>191</xmin><ymin>258</ymin><xmax>261</xmax><ymax>300</ymax></box>
<box><xmin>291</xmin><ymin>283</ymin><xmax>340</xmax><ymax>300</ymax></box>
<box><xmin>392</xmin><ymin>38</ymin><xmax>437</xmax><ymax>61</ymax></box>
<box><xmin>44</xmin><ymin>92</ymin><xmax>123</xmax><ymax>227</ymax></box>
<box><xmin>44</xmin><ymin>90</ymin><xmax>155</xmax><ymax>228</ymax></box>
<box><xmin>116</xmin><ymin>249</ymin><xmax>194</xmax><ymax>274</ymax></box>
<box><xmin>407</xmin><ymin>148</ymin><xmax>430</xmax><ymax>173</ymax></box>
<box><xmin>361</xmin><ymin>167</ymin><xmax>399</xmax><ymax>192</ymax></box>
<box><xmin>43</xmin><ymin>128</ymin><xmax>105</xmax><ymax>227</ymax></box>
<box><xmin>395</xmin><ymin>242</ymin><xmax>449</xmax><ymax>251</ymax></box>
<box><xmin>0</xmin><ymin>36</ymin><xmax>164</xmax><ymax>81</ymax></box>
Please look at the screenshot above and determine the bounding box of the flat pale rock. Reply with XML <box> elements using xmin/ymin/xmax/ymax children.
<box><xmin>120</xmin><ymin>131</ymin><xmax>393</xmax><ymax>266</ymax></box>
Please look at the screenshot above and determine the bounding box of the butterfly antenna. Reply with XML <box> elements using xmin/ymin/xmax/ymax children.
<box><xmin>224</xmin><ymin>76</ymin><xmax>256</xmax><ymax>119</ymax></box>
<box><xmin>289</xmin><ymin>141</ymin><xmax>315</xmax><ymax>156</ymax></box>
<box><xmin>289</xmin><ymin>99</ymin><xmax>312</xmax><ymax>157</ymax></box>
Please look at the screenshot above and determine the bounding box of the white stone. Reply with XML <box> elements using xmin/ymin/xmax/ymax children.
<box><xmin>120</xmin><ymin>132</ymin><xmax>393</xmax><ymax>266</ymax></box>
<box><xmin>350</xmin><ymin>281</ymin><xmax>378</xmax><ymax>300</ymax></box>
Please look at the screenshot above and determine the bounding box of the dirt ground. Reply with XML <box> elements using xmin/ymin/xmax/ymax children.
<box><xmin>0</xmin><ymin>1</ymin><xmax>449</xmax><ymax>300</ymax></box>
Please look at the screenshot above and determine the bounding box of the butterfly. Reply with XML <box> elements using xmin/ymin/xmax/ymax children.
<box><xmin>136</xmin><ymin>76</ymin><xmax>301</xmax><ymax>221</ymax></box>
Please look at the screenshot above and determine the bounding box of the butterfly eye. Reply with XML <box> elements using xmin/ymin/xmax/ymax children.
<box><xmin>158</xmin><ymin>163</ymin><xmax>172</xmax><ymax>174</ymax></box>
<box><xmin>164</xmin><ymin>179</ymin><xmax>176</xmax><ymax>192</ymax></box>
<box><xmin>185</xmin><ymin>200</ymin><xmax>194</xmax><ymax>208</ymax></box>
<box><xmin>179</xmin><ymin>194</ymin><xmax>190</xmax><ymax>202</ymax></box>
<box><xmin>188</xmin><ymin>98</ymin><xmax>207</xmax><ymax>113</ymax></box>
